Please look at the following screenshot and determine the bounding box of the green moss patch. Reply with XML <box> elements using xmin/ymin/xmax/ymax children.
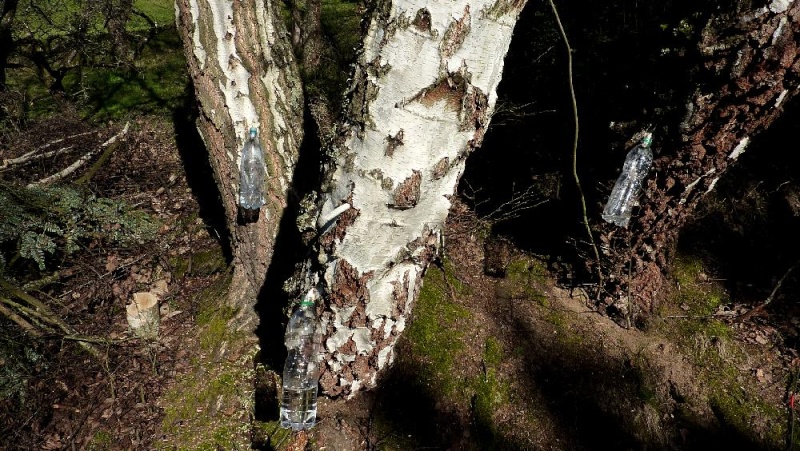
<box><xmin>158</xmin><ymin>274</ymin><xmax>256</xmax><ymax>450</ymax></box>
<box><xmin>405</xmin><ymin>261</ymin><xmax>470</xmax><ymax>396</ymax></box>
<box><xmin>495</xmin><ymin>256</ymin><xmax>549</xmax><ymax>304</ymax></box>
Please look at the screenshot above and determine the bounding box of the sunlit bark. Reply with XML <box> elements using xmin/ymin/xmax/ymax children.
<box><xmin>175</xmin><ymin>0</ymin><xmax>304</xmax><ymax>329</ymax></box>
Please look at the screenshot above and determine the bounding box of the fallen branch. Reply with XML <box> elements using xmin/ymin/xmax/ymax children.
<box><xmin>0</xmin><ymin>299</ymin><xmax>43</xmax><ymax>337</ymax></box>
<box><xmin>0</xmin><ymin>146</ymin><xmax>75</xmax><ymax>171</ymax></box>
<box><xmin>27</xmin><ymin>122</ymin><xmax>130</xmax><ymax>187</ymax></box>
<box><xmin>48</xmin><ymin>334</ymin><xmax>127</xmax><ymax>346</ymax></box>
<box><xmin>739</xmin><ymin>258</ymin><xmax>800</xmax><ymax>321</ymax></box>
<box><xmin>0</xmin><ymin>129</ymin><xmax>98</xmax><ymax>170</ymax></box>
<box><xmin>21</xmin><ymin>271</ymin><xmax>60</xmax><ymax>292</ymax></box>
<box><xmin>0</xmin><ymin>277</ymin><xmax>102</xmax><ymax>359</ymax></box>
<box><xmin>75</xmin><ymin>131</ymin><xmax>124</xmax><ymax>184</ymax></box>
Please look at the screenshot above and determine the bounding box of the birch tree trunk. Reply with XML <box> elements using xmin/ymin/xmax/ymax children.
<box><xmin>311</xmin><ymin>0</ymin><xmax>527</xmax><ymax>397</ymax></box>
<box><xmin>598</xmin><ymin>1</ymin><xmax>800</xmax><ymax>315</ymax></box>
<box><xmin>174</xmin><ymin>0</ymin><xmax>304</xmax><ymax>330</ymax></box>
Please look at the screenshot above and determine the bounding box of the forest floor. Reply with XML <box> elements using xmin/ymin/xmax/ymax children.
<box><xmin>2</xmin><ymin>114</ymin><xmax>799</xmax><ymax>450</ymax></box>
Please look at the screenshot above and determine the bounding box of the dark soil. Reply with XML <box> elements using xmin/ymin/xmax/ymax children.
<box><xmin>0</xmin><ymin>116</ymin><xmax>226</xmax><ymax>449</ymax></box>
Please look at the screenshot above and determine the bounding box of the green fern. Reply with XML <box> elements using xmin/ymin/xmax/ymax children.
<box><xmin>0</xmin><ymin>183</ymin><xmax>160</xmax><ymax>271</ymax></box>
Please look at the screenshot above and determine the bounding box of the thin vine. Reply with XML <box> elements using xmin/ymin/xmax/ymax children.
<box><xmin>547</xmin><ymin>0</ymin><xmax>604</xmax><ymax>295</ymax></box>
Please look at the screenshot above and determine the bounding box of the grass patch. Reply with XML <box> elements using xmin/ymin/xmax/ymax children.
<box><xmin>134</xmin><ymin>0</ymin><xmax>177</xmax><ymax>29</ymax></box>
<box><xmin>670</xmin><ymin>253</ymin><xmax>728</xmax><ymax>316</ymax></box>
<box><xmin>78</xmin><ymin>29</ymin><xmax>188</xmax><ymax>120</ymax></box>
<box><xmin>301</xmin><ymin>0</ymin><xmax>361</xmax><ymax>104</ymax></box>
<box><xmin>659</xmin><ymin>253</ymin><xmax>785</xmax><ymax>447</ymax></box>
<box><xmin>87</xmin><ymin>429</ymin><xmax>113</xmax><ymax>450</ymax></box>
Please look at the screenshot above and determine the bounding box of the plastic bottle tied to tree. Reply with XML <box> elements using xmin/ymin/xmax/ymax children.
<box><xmin>238</xmin><ymin>127</ymin><xmax>266</xmax><ymax>211</ymax></box>
<box><xmin>280</xmin><ymin>288</ymin><xmax>320</xmax><ymax>431</ymax></box>
<box><xmin>602</xmin><ymin>132</ymin><xmax>654</xmax><ymax>228</ymax></box>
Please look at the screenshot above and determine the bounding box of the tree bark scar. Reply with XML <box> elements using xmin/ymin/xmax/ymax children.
<box><xmin>412</xmin><ymin>8</ymin><xmax>431</xmax><ymax>32</ymax></box>
<box><xmin>432</xmin><ymin>157</ymin><xmax>450</xmax><ymax>180</ymax></box>
<box><xmin>330</xmin><ymin>259</ymin><xmax>372</xmax><ymax>308</ymax></box>
<box><xmin>384</xmin><ymin>129</ymin><xmax>404</xmax><ymax>156</ymax></box>
<box><xmin>440</xmin><ymin>5</ymin><xmax>471</xmax><ymax>62</ymax></box>
<box><xmin>390</xmin><ymin>170</ymin><xmax>422</xmax><ymax>209</ymax></box>
<box><xmin>390</xmin><ymin>272</ymin><xmax>410</xmax><ymax>318</ymax></box>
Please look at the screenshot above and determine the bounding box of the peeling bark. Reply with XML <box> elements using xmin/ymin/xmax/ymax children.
<box><xmin>174</xmin><ymin>0</ymin><xmax>303</xmax><ymax>329</ymax></box>
<box><xmin>312</xmin><ymin>0</ymin><xmax>527</xmax><ymax>397</ymax></box>
<box><xmin>599</xmin><ymin>2</ymin><xmax>800</xmax><ymax>316</ymax></box>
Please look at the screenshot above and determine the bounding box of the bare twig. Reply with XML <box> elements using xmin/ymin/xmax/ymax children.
<box><xmin>27</xmin><ymin>122</ymin><xmax>129</xmax><ymax>187</ymax></box>
<box><xmin>739</xmin><ymin>258</ymin><xmax>800</xmax><ymax>321</ymax></box>
<box><xmin>548</xmin><ymin>0</ymin><xmax>603</xmax><ymax>295</ymax></box>
<box><xmin>49</xmin><ymin>334</ymin><xmax>127</xmax><ymax>345</ymax></box>
<box><xmin>0</xmin><ymin>277</ymin><xmax>102</xmax><ymax>359</ymax></box>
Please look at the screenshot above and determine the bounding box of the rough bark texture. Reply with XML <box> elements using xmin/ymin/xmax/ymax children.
<box><xmin>599</xmin><ymin>1</ymin><xmax>800</xmax><ymax>316</ymax></box>
<box><xmin>174</xmin><ymin>0</ymin><xmax>303</xmax><ymax>329</ymax></box>
<box><xmin>311</xmin><ymin>0</ymin><xmax>527</xmax><ymax>397</ymax></box>
<box><xmin>106</xmin><ymin>0</ymin><xmax>134</xmax><ymax>64</ymax></box>
<box><xmin>289</xmin><ymin>0</ymin><xmax>323</xmax><ymax>72</ymax></box>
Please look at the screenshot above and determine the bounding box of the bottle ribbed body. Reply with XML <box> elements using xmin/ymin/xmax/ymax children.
<box><xmin>239</xmin><ymin>130</ymin><xmax>266</xmax><ymax>210</ymax></box>
<box><xmin>602</xmin><ymin>135</ymin><xmax>653</xmax><ymax>227</ymax></box>
<box><xmin>280</xmin><ymin>297</ymin><xmax>319</xmax><ymax>430</ymax></box>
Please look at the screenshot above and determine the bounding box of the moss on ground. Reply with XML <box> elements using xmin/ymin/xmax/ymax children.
<box><xmin>191</xmin><ymin>247</ymin><xmax>227</xmax><ymax>277</ymax></box>
<box><xmin>659</xmin><ymin>253</ymin><xmax>786</xmax><ymax>447</ymax></box>
<box><xmin>401</xmin><ymin>261</ymin><xmax>518</xmax><ymax>447</ymax></box>
<box><xmin>404</xmin><ymin>260</ymin><xmax>470</xmax><ymax>396</ymax></box>
<box><xmin>158</xmin><ymin>273</ymin><xmax>258</xmax><ymax>450</ymax></box>
<box><xmin>670</xmin><ymin>254</ymin><xmax>728</xmax><ymax>316</ymax></box>
<box><xmin>496</xmin><ymin>256</ymin><xmax>549</xmax><ymax>304</ymax></box>
<box><xmin>471</xmin><ymin>337</ymin><xmax>510</xmax><ymax>446</ymax></box>
<box><xmin>87</xmin><ymin>429</ymin><xmax>113</xmax><ymax>450</ymax></box>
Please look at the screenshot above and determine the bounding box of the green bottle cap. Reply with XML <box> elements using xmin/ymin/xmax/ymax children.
<box><xmin>641</xmin><ymin>132</ymin><xmax>653</xmax><ymax>148</ymax></box>
<box><xmin>249</xmin><ymin>127</ymin><xmax>257</xmax><ymax>139</ymax></box>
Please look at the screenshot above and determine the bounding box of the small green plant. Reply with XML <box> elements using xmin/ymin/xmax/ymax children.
<box><xmin>0</xmin><ymin>183</ymin><xmax>159</xmax><ymax>271</ymax></box>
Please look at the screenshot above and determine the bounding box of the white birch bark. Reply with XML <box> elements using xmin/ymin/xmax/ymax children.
<box><xmin>313</xmin><ymin>0</ymin><xmax>527</xmax><ymax>397</ymax></box>
<box><xmin>175</xmin><ymin>0</ymin><xmax>303</xmax><ymax>329</ymax></box>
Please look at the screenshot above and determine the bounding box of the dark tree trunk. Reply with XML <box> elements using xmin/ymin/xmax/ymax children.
<box><xmin>599</xmin><ymin>2</ymin><xmax>800</xmax><ymax>317</ymax></box>
<box><xmin>0</xmin><ymin>0</ymin><xmax>19</xmax><ymax>91</ymax></box>
<box><xmin>106</xmin><ymin>0</ymin><xmax>134</xmax><ymax>65</ymax></box>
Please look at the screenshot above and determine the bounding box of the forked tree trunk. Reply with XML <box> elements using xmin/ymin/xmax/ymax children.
<box><xmin>310</xmin><ymin>0</ymin><xmax>527</xmax><ymax>397</ymax></box>
<box><xmin>178</xmin><ymin>0</ymin><xmax>526</xmax><ymax>394</ymax></box>
<box><xmin>599</xmin><ymin>1</ymin><xmax>800</xmax><ymax>315</ymax></box>
<box><xmin>174</xmin><ymin>0</ymin><xmax>304</xmax><ymax>330</ymax></box>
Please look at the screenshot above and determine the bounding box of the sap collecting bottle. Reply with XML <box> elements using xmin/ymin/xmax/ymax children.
<box><xmin>280</xmin><ymin>289</ymin><xmax>320</xmax><ymax>431</ymax></box>
<box><xmin>239</xmin><ymin>127</ymin><xmax>266</xmax><ymax>211</ymax></box>
<box><xmin>602</xmin><ymin>133</ymin><xmax>654</xmax><ymax>227</ymax></box>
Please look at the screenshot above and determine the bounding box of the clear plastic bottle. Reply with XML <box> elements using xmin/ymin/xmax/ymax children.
<box><xmin>280</xmin><ymin>289</ymin><xmax>320</xmax><ymax>431</ymax></box>
<box><xmin>238</xmin><ymin>127</ymin><xmax>266</xmax><ymax>211</ymax></box>
<box><xmin>602</xmin><ymin>133</ymin><xmax>653</xmax><ymax>227</ymax></box>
